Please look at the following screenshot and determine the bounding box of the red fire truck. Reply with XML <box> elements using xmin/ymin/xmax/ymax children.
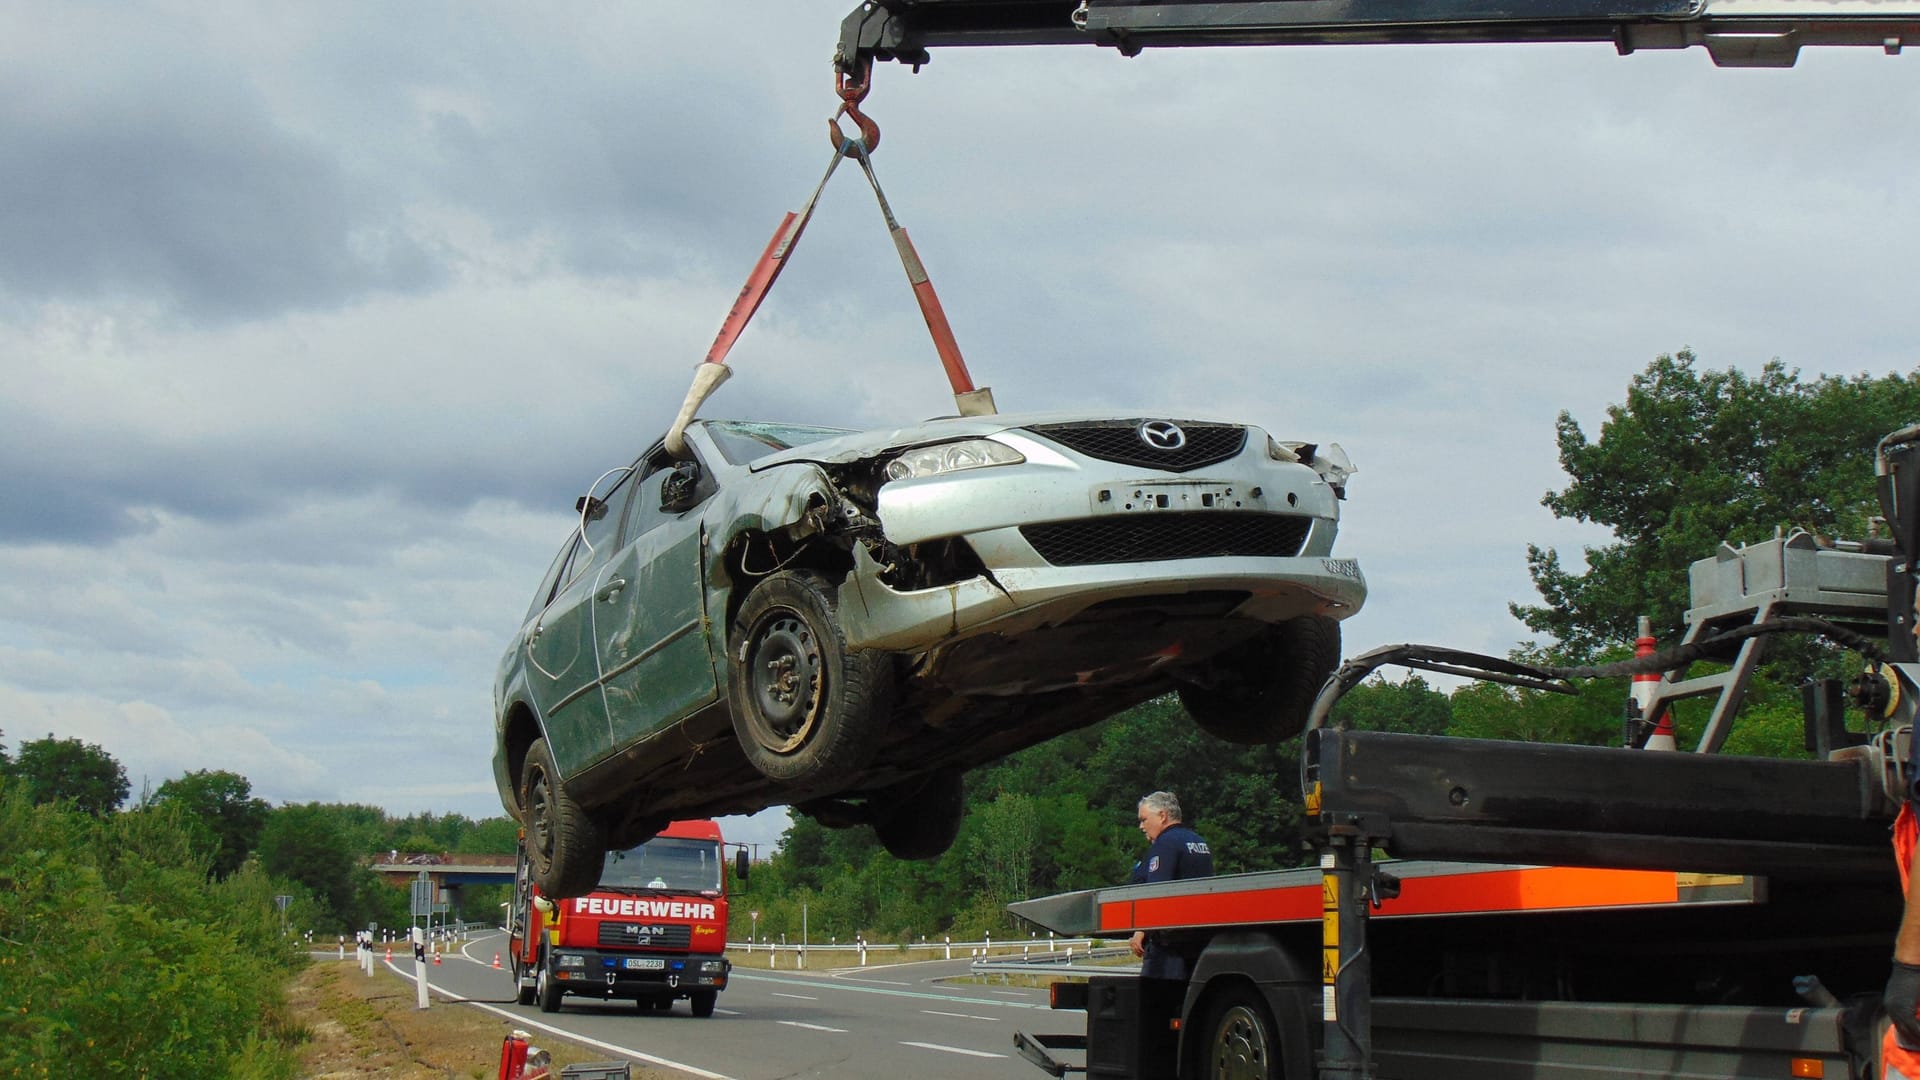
<box><xmin>507</xmin><ymin>819</ymin><xmax>743</xmax><ymax>1016</ymax></box>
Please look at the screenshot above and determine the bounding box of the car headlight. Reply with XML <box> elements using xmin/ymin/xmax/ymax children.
<box><xmin>556</xmin><ymin>953</ymin><xmax>587</xmax><ymax>968</ymax></box>
<box><xmin>885</xmin><ymin>439</ymin><xmax>1024</xmax><ymax>481</ymax></box>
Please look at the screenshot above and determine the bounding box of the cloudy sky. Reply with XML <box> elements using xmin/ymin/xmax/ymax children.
<box><xmin>4</xmin><ymin>2</ymin><xmax>1915</xmax><ymax>849</ymax></box>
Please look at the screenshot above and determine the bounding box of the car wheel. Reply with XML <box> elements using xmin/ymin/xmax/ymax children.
<box><xmin>690</xmin><ymin>990</ymin><xmax>718</xmax><ymax>1017</ymax></box>
<box><xmin>728</xmin><ymin>569</ymin><xmax>890</xmax><ymax>783</ymax></box>
<box><xmin>871</xmin><ymin>769</ymin><xmax>964</xmax><ymax>860</ymax></box>
<box><xmin>1201</xmin><ymin>985</ymin><xmax>1279</xmax><ymax>1080</ymax></box>
<box><xmin>520</xmin><ymin>737</ymin><xmax>604</xmax><ymax>897</ymax></box>
<box><xmin>1177</xmin><ymin>615</ymin><xmax>1340</xmax><ymax>744</ymax></box>
<box><xmin>536</xmin><ymin>955</ymin><xmax>563</xmax><ymax>1014</ymax></box>
<box><xmin>514</xmin><ymin>958</ymin><xmax>537</xmax><ymax>1006</ymax></box>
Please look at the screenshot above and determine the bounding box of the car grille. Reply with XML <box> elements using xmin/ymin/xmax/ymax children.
<box><xmin>1026</xmin><ymin>420</ymin><xmax>1247</xmax><ymax>473</ymax></box>
<box><xmin>1021</xmin><ymin>513</ymin><xmax>1311</xmax><ymax>566</ymax></box>
<box><xmin>597</xmin><ymin>923</ymin><xmax>693</xmax><ymax>949</ymax></box>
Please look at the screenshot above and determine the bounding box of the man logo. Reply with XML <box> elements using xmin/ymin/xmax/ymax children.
<box><xmin>1138</xmin><ymin>420</ymin><xmax>1186</xmax><ymax>451</ymax></box>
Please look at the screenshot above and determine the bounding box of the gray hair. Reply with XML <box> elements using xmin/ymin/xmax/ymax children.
<box><xmin>1138</xmin><ymin>791</ymin><xmax>1182</xmax><ymax>822</ymax></box>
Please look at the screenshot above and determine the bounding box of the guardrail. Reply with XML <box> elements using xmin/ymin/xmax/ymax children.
<box><xmin>970</xmin><ymin>945</ymin><xmax>1139</xmax><ymax>979</ymax></box>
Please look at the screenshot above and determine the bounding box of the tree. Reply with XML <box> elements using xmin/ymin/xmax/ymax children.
<box><xmin>147</xmin><ymin>769</ymin><xmax>271</xmax><ymax>878</ymax></box>
<box><xmin>256</xmin><ymin>802</ymin><xmax>366</xmax><ymax>930</ymax></box>
<box><xmin>11</xmin><ymin>734</ymin><xmax>129</xmax><ymax>815</ymax></box>
<box><xmin>1514</xmin><ymin>350</ymin><xmax>1920</xmax><ymax>659</ymax></box>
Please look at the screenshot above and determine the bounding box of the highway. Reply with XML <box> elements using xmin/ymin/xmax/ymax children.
<box><xmin>363</xmin><ymin>929</ymin><xmax>1087</xmax><ymax>1080</ymax></box>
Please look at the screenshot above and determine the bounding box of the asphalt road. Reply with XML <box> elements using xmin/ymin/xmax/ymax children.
<box><xmin>357</xmin><ymin>930</ymin><xmax>1085</xmax><ymax>1080</ymax></box>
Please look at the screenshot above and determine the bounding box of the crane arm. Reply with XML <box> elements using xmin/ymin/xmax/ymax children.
<box><xmin>838</xmin><ymin>0</ymin><xmax>1920</xmax><ymax>70</ymax></box>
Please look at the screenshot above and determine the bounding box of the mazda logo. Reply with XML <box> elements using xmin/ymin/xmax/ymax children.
<box><xmin>1138</xmin><ymin>421</ymin><xmax>1187</xmax><ymax>451</ymax></box>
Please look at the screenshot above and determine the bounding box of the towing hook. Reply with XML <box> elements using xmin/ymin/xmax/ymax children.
<box><xmin>829</xmin><ymin>58</ymin><xmax>880</xmax><ymax>156</ymax></box>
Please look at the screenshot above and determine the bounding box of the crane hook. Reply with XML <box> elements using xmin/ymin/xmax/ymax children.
<box><xmin>829</xmin><ymin>58</ymin><xmax>880</xmax><ymax>157</ymax></box>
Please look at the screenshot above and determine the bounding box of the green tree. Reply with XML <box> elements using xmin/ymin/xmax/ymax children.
<box><xmin>1515</xmin><ymin>350</ymin><xmax>1920</xmax><ymax>659</ymax></box>
<box><xmin>257</xmin><ymin>802</ymin><xmax>370</xmax><ymax>931</ymax></box>
<box><xmin>1329</xmin><ymin>674</ymin><xmax>1453</xmax><ymax>735</ymax></box>
<box><xmin>11</xmin><ymin>734</ymin><xmax>129</xmax><ymax>815</ymax></box>
<box><xmin>147</xmin><ymin>769</ymin><xmax>271</xmax><ymax>878</ymax></box>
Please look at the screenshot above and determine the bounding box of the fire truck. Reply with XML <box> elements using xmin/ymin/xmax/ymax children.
<box><xmin>810</xmin><ymin>4</ymin><xmax>1920</xmax><ymax>1077</ymax></box>
<box><xmin>507</xmin><ymin>819</ymin><xmax>744</xmax><ymax>1016</ymax></box>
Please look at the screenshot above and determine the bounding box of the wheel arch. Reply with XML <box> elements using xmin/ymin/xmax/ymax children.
<box><xmin>502</xmin><ymin>702</ymin><xmax>546</xmax><ymax>814</ymax></box>
<box><xmin>719</xmin><ymin>523</ymin><xmax>856</xmax><ymax>635</ymax></box>
<box><xmin>1179</xmin><ymin>930</ymin><xmax>1318</xmax><ymax>1080</ymax></box>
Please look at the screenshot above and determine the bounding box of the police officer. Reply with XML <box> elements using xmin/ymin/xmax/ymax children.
<box><xmin>1128</xmin><ymin>791</ymin><xmax>1213</xmax><ymax>980</ymax></box>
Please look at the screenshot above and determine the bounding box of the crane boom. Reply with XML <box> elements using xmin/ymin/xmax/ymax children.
<box><xmin>838</xmin><ymin>0</ymin><xmax>1920</xmax><ymax>70</ymax></box>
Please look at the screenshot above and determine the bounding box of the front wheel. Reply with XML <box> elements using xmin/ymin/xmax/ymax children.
<box><xmin>1201</xmin><ymin>985</ymin><xmax>1279</xmax><ymax>1080</ymax></box>
<box><xmin>514</xmin><ymin>958</ymin><xmax>537</xmax><ymax>1005</ymax></box>
<box><xmin>1177</xmin><ymin>615</ymin><xmax>1340</xmax><ymax>743</ymax></box>
<box><xmin>689</xmin><ymin>990</ymin><xmax>717</xmax><ymax>1018</ymax></box>
<box><xmin>727</xmin><ymin>570</ymin><xmax>891</xmax><ymax>783</ymax></box>
<box><xmin>520</xmin><ymin>737</ymin><xmax>604</xmax><ymax>897</ymax></box>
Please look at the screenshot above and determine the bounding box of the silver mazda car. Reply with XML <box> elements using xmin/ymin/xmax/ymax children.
<box><xmin>495</xmin><ymin>412</ymin><xmax>1366</xmax><ymax>895</ymax></box>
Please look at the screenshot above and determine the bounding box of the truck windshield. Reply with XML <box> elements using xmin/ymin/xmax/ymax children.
<box><xmin>601</xmin><ymin>837</ymin><xmax>723</xmax><ymax>894</ymax></box>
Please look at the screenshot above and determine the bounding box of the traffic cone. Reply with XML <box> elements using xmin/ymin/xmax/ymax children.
<box><xmin>433</xmin><ymin>951</ymin><xmax>442</xmax><ymax>966</ymax></box>
<box><xmin>493</xmin><ymin>952</ymin><xmax>503</xmax><ymax>969</ymax></box>
<box><xmin>385</xmin><ymin>945</ymin><xmax>392</xmax><ymax>962</ymax></box>
<box><xmin>1632</xmin><ymin>617</ymin><xmax>1677</xmax><ymax>751</ymax></box>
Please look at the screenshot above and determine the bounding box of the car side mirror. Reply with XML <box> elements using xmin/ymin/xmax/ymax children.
<box><xmin>734</xmin><ymin>847</ymin><xmax>750</xmax><ymax>886</ymax></box>
<box><xmin>661</xmin><ymin>461</ymin><xmax>703</xmax><ymax>514</ymax></box>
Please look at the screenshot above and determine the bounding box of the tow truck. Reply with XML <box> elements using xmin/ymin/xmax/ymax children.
<box><xmin>815</xmin><ymin>3</ymin><xmax>1920</xmax><ymax>1077</ymax></box>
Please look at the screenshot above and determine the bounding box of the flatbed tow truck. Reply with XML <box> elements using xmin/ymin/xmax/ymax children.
<box><xmin>818</xmin><ymin>3</ymin><xmax>1920</xmax><ymax>1077</ymax></box>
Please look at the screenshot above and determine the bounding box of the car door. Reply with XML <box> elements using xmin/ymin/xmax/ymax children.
<box><xmin>596</xmin><ymin>453</ymin><xmax>721</xmax><ymax>752</ymax></box>
<box><xmin>523</xmin><ymin>469</ymin><xmax>636</xmax><ymax>776</ymax></box>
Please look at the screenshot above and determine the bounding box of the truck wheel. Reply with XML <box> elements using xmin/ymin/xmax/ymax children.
<box><xmin>728</xmin><ymin>570</ymin><xmax>891</xmax><ymax>783</ymax></box>
<box><xmin>514</xmin><ymin>958</ymin><xmax>537</xmax><ymax>1006</ymax></box>
<box><xmin>690</xmin><ymin>990</ymin><xmax>717</xmax><ymax>1017</ymax></box>
<box><xmin>871</xmin><ymin>769</ymin><xmax>964</xmax><ymax>860</ymax></box>
<box><xmin>1177</xmin><ymin>615</ymin><xmax>1340</xmax><ymax>743</ymax></box>
<box><xmin>535</xmin><ymin>957</ymin><xmax>564</xmax><ymax>1014</ymax></box>
<box><xmin>1201</xmin><ymin>985</ymin><xmax>1278</xmax><ymax>1080</ymax></box>
<box><xmin>520</xmin><ymin>737</ymin><xmax>604</xmax><ymax>898</ymax></box>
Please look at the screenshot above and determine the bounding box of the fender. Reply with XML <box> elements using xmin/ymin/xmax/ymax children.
<box><xmin>1181</xmin><ymin>929</ymin><xmax>1317</xmax><ymax>1080</ymax></box>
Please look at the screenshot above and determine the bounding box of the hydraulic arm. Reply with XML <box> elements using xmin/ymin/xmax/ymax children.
<box><xmin>839</xmin><ymin>0</ymin><xmax>1920</xmax><ymax>70</ymax></box>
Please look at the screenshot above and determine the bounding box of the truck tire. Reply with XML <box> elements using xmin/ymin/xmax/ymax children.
<box><xmin>871</xmin><ymin>769</ymin><xmax>964</xmax><ymax>860</ymax></box>
<box><xmin>1177</xmin><ymin>615</ymin><xmax>1340</xmax><ymax>744</ymax></box>
<box><xmin>690</xmin><ymin>990</ymin><xmax>717</xmax><ymax>1018</ymax></box>
<box><xmin>520</xmin><ymin>737</ymin><xmax>604</xmax><ymax>898</ymax></box>
<box><xmin>728</xmin><ymin>570</ymin><xmax>891</xmax><ymax>783</ymax></box>
<box><xmin>535</xmin><ymin>955</ymin><xmax>564</xmax><ymax>1014</ymax></box>
<box><xmin>1200</xmin><ymin>985</ymin><xmax>1279</xmax><ymax>1080</ymax></box>
<box><xmin>514</xmin><ymin>958</ymin><xmax>537</xmax><ymax>1006</ymax></box>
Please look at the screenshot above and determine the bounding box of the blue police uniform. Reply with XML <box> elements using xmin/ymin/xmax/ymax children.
<box><xmin>1137</xmin><ymin>823</ymin><xmax>1213</xmax><ymax>979</ymax></box>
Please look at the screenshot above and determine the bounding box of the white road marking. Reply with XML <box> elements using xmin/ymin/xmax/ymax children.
<box><xmin>778</xmin><ymin>1020</ymin><xmax>848</xmax><ymax>1033</ymax></box>
<box><xmin>921</xmin><ymin>1010</ymin><xmax>997</xmax><ymax>1021</ymax></box>
<box><xmin>990</xmin><ymin>990</ymin><xmax>1032</xmax><ymax>997</ymax></box>
<box><xmin>771</xmin><ymin>992</ymin><xmax>819</xmax><ymax>1001</ymax></box>
<box><xmin>902</xmin><ymin>1041</ymin><xmax>1008</xmax><ymax>1059</ymax></box>
<box><xmin>714</xmin><ymin>1007</ymin><xmax>742</xmax><ymax>1016</ymax></box>
<box><xmin>834</xmin><ymin>976</ymin><xmax>913</xmax><ymax>986</ymax></box>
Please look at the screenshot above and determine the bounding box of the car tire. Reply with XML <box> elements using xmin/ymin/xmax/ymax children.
<box><xmin>536</xmin><ymin>954</ymin><xmax>563</xmax><ymax>1014</ymax></box>
<box><xmin>690</xmin><ymin>990</ymin><xmax>718</xmax><ymax>1018</ymax></box>
<box><xmin>514</xmin><ymin>958</ymin><xmax>537</xmax><ymax>1006</ymax></box>
<box><xmin>728</xmin><ymin>569</ymin><xmax>890</xmax><ymax>783</ymax></box>
<box><xmin>520</xmin><ymin>737</ymin><xmax>605</xmax><ymax>898</ymax></box>
<box><xmin>1177</xmin><ymin>615</ymin><xmax>1340</xmax><ymax>743</ymax></box>
<box><xmin>871</xmin><ymin>769</ymin><xmax>965</xmax><ymax>860</ymax></box>
<box><xmin>1200</xmin><ymin>984</ymin><xmax>1280</xmax><ymax>1080</ymax></box>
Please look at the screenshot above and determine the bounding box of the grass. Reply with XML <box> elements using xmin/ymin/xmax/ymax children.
<box><xmin>290</xmin><ymin>961</ymin><xmax>676</xmax><ymax>1079</ymax></box>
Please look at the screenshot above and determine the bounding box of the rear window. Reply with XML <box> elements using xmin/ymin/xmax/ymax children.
<box><xmin>702</xmin><ymin>421</ymin><xmax>850</xmax><ymax>465</ymax></box>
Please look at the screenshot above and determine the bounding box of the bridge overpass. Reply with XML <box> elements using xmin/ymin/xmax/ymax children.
<box><xmin>369</xmin><ymin>853</ymin><xmax>517</xmax><ymax>915</ymax></box>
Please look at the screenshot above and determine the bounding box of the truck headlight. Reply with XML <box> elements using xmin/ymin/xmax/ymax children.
<box><xmin>699</xmin><ymin>960</ymin><xmax>726</xmax><ymax>973</ymax></box>
<box><xmin>885</xmin><ymin>439</ymin><xmax>1023</xmax><ymax>481</ymax></box>
<box><xmin>556</xmin><ymin>953</ymin><xmax>587</xmax><ymax>968</ymax></box>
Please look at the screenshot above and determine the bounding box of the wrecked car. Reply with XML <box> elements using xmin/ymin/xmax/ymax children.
<box><xmin>494</xmin><ymin>413</ymin><xmax>1367</xmax><ymax>896</ymax></box>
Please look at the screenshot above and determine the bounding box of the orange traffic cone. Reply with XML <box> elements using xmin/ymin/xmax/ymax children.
<box><xmin>1631</xmin><ymin>617</ymin><xmax>1677</xmax><ymax>751</ymax></box>
<box><xmin>433</xmin><ymin>951</ymin><xmax>442</xmax><ymax>966</ymax></box>
<box><xmin>385</xmin><ymin>945</ymin><xmax>392</xmax><ymax>962</ymax></box>
<box><xmin>493</xmin><ymin>952</ymin><xmax>503</xmax><ymax>969</ymax></box>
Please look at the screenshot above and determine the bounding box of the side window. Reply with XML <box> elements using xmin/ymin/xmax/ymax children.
<box><xmin>525</xmin><ymin>534</ymin><xmax>582</xmax><ymax>621</ymax></box>
<box><xmin>577</xmin><ymin>468</ymin><xmax>636</xmax><ymax>576</ymax></box>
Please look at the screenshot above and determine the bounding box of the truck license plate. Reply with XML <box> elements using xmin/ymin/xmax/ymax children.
<box><xmin>624</xmin><ymin>958</ymin><xmax>665</xmax><ymax>970</ymax></box>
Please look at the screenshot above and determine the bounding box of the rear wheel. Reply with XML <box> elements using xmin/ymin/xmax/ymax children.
<box><xmin>690</xmin><ymin>990</ymin><xmax>718</xmax><ymax>1017</ymax></box>
<box><xmin>871</xmin><ymin>769</ymin><xmax>965</xmax><ymax>860</ymax></box>
<box><xmin>514</xmin><ymin>958</ymin><xmax>537</xmax><ymax>1006</ymax></box>
<box><xmin>728</xmin><ymin>570</ymin><xmax>891</xmax><ymax>783</ymax></box>
<box><xmin>1201</xmin><ymin>985</ymin><xmax>1279</xmax><ymax>1080</ymax></box>
<box><xmin>535</xmin><ymin>954</ymin><xmax>564</xmax><ymax>1014</ymax></box>
<box><xmin>520</xmin><ymin>737</ymin><xmax>604</xmax><ymax>897</ymax></box>
<box><xmin>1177</xmin><ymin>616</ymin><xmax>1340</xmax><ymax>743</ymax></box>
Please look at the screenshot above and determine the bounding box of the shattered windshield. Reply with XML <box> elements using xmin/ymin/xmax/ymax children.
<box><xmin>601</xmin><ymin>836</ymin><xmax>723</xmax><ymax>893</ymax></box>
<box><xmin>701</xmin><ymin>420</ymin><xmax>851</xmax><ymax>465</ymax></box>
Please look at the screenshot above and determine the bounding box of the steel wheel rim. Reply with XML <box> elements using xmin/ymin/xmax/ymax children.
<box><xmin>1210</xmin><ymin>1004</ymin><xmax>1271</xmax><ymax>1080</ymax></box>
<box><xmin>746</xmin><ymin>612</ymin><xmax>822</xmax><ymax>753</ymax></box>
